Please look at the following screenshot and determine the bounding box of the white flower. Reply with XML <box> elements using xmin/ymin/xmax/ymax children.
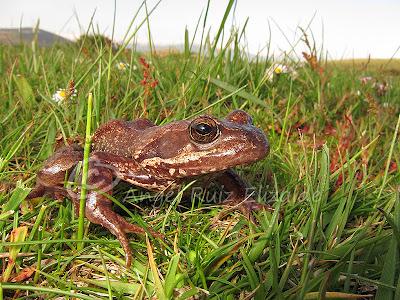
<box><xmin>360</xmin><ymin>76</ymin><xmax>373</xmax><ymax>85</ymax></box>
<box><xmin>273</xmin><ymin>64</ymin><xmax>289</xmax><ymax>74</ymax></box>
<box><xmin>52</xmin><ymin>88</ymin><xmax>77</xmax><ymax>104</ymax></box>
<box><xmin>265</xmin><ymin>63</ymin><xmax>291</xmax><ymax>82</ymax></box>
<box><xmin>375</xmin><ymin>82</ymin><xmax>390</xmax><ymax>96</ymax></box>
<box><xmin>116</xmin><ymin>62</ymin><xmax>130</xmax><ymax>71</ymax></box>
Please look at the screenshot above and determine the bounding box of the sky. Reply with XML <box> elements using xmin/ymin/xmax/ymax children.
<box><xmin>1</xmin><ymin>0</ymin><xmax>399</xmax><ymax>59</ymax></box>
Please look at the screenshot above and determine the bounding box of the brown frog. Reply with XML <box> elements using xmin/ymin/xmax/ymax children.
<box><xmin>27</xmin><ymin>110</ymin><xmax>270</xmax><ymax>266</ymax></box>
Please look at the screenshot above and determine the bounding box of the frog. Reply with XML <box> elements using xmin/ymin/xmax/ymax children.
<box><xmin>27</xmin><ymin>110</ymin><xmax>270</xmax><ymax>267</ymax></box>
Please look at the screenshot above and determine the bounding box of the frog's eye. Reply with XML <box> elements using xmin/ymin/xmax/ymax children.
<box><xmin>189</xmin><ymin>117</ymin><xmax>220</xmax><ymax>144</ymax></box>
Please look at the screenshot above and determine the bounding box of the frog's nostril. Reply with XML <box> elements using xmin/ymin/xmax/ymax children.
<box><xmin>249</xmin><ymin>129</ymin><xmax>269</xmax><ymax>159</ymax></box>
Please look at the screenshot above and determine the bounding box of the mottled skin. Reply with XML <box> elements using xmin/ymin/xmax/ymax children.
<box><xmin>28</xmin><ymin>110</ymin><xmax>270</xmax><ymax>267</ymax></box>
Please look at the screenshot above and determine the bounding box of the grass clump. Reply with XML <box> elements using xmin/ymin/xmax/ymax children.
<box><xmin>0</xmin><ymin>3</ymin><xmax>400</xmax><ymax>299</ymax></box>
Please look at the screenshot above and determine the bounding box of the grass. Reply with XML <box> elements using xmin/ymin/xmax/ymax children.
<box><xmin>1</xmin><ymin>2</ymin><xmax>400</xmax><ymax>299</ymax></box>
<box><xmin>329</xmin><ymin>58</ymin><xmax>400</xmax><ymax>76</ymax></box>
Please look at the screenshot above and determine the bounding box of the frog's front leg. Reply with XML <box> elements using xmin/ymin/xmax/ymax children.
<box><xmin>83</xmin><ymin>153</ymin><xmax>162</xmax><ymax>267</ymax></box>
<box><xmin>27</xmin><ymin>144</ymin><xmax>83</xmax><ymax>201</ymax></box>
<box><xmin>215</xmin><ymin>169</ymin><xmax>273</xmax><ymax>221</ymax></box>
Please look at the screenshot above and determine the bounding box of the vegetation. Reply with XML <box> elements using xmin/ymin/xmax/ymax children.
<box><xmin>0</xmin><ymin>2</ymin><xmax>399</xmax><ymax>299</ymax></box>
<box><xmin>75</xmin><ymin>34</ymin><xmax>116</xmax><ymax>51</ymax></box>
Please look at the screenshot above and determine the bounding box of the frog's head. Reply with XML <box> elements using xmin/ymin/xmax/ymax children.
<box><xmin>138</xmin><ymin>110</ymin><xmax>269</xmax><ymax>178</ymax></box>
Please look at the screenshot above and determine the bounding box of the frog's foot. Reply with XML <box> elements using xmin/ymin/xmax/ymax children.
<box><xmin>85</xmin><ymin>201</ymin><xmax>133</xmax><ymax>267</ymax></box>
<box><xmin>215</xmin><ymin>169</ymin><xmax>275</xmax><ymax>224</ymax></box>
<box><xmin>27</xmin><ymin>184</ymin><xmax>78</xmax><ymax>201</ymax></box>
<box><xmin>85</xmin><ymin>200</ymin><xmax>162</xmax><ymax>267</ymax></box>
<box><xmin>27</xmin><ymin>185</ymin><xmax>46</xmax><ymax>199</ymax></box>
<box><xmin>238</xmin><ymin>199</ymin><xmax>274</xmax><ymax>215</ymax></box>
<box><xmin>237</xmin><ymin>199</ymin><xmax>274</xmax><ymax>223</ymax></box>
<box><xmin>219</xmin><ymin>198</ymin><xmax>274</xmax><ymax>224</ymax></box>
<box><xmin>116</xmin><ymin>215</ymin><xmax>164</xmax><ymax>239</ymax></box>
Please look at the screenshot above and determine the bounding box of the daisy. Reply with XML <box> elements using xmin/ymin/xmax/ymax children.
<box><xmin>52</xmin><ymin>86</ymin><xmax>77</xmax><ymax>104</ymax></box>
<box><xmin>273</xmin><ymin>64</ymin><xmax>289</xmax><ymax>74</ymax></box>
<box><xmin>265</xmin><ymin>63</ymin><xmax>291</xmax><ymax>82</ymax></box>
<box><xmin>116</xmin><ymin>62</ymin><xmax>130</xmax><ymax>71</ymax></box>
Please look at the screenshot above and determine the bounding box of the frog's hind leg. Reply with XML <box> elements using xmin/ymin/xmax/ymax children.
<box><xmin>84</xmin><ymin>156</ymin><xmax>161</xmax><ymax>267</ymax></box>
<box><xmin>81</xmin><ymin>159</ymin><xmax>130</xmax><ymax>265</ymax></box>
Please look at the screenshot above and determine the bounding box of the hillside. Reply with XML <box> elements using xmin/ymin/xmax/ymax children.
<box><xmin>0</xmin><ymin>27</ymin><xmax>71</xmax><ymax>46</ymax></box>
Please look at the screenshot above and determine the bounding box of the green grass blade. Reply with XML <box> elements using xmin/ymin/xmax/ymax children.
<box><xmin>165</xmin><ymin>253</ymin><xmax>181</xmax><ymax>298</ymax></box>
<box><xmin>146</xmin><ymin>235</ymin><xmax>167</xmax><ymax>300</ymax></box>
<box><xmin>376</xmin><ymin>192</ymin><xmax>400</xmax><ymax>299</ymax></box>
<box><xmin>209</xmin><ymin>77</ymin><xmax>268</xmax><ymax>108</ymax></box>
<box><xmin>77</xmin><ymin>92</ymin><xmax>93</xmax><ymax>251</ymax></box>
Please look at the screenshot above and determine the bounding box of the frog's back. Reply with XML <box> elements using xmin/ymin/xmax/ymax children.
<box><xmin>91</xmin><ymin>119</ymin><xmax>155</xmax><ymax>157</ymax></box>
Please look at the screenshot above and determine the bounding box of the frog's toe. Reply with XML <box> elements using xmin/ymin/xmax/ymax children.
<box><xmin>100</xmin><ymin>216</ymin><xmax>133</xmax><ymax>267</ymax></box>
<box><xmin>220</xmin><ymin>198</ymin><xmax>275</xmax><ymax>224</ymax></box>
<box><xmin>113</xmin><ymin>225</ymin><xmax>133</xmax><ymax>268</ymax></box>
<box><xmin>27</xmin><ymin>184</ymin><xmax>78</xmax><ymax>202</ymax></box>
<box><xmin>240</xmin><ymin>200</ymin><xmax>274</xmax><ymax>213</ymax></box>
<box><xmin>116</xmin><ymin>215</ymin><xmax>164</xmax><ymax>240</ymax></box>
<box><xmin>239</xmin><ymin>200</ymin><xmax>275</xmax><ymax>223</ymax></box>
<box><xmin>27</xmin><ymin>185</ymin><xmax>46</xmax><ymax>199</ymax></box>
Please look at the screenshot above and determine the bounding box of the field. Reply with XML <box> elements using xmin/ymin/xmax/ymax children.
<box><xmin>329</xmin><ymin>58</ymin><xmax>400</xmax><ymax>75</ymax></box>
<box><xmin>0</xmin><ymin>8</ymin><xmax>400</xmax><ymax>300</ymax></box>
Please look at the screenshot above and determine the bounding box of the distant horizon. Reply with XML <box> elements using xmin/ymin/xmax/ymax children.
<box><xmin>2</xmin><ymin>26</ymin><xmax>400</xmax><ymax>62</ymax></box>
<box><xmin>1</xmin><ymin>0</ymin><xmax>400</xmax><ymax>60</ymax></box>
